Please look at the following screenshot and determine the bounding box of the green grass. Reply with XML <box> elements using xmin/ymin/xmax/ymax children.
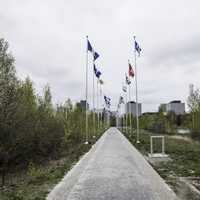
<box><xmin>1</xmin><ymin>128</ymin><xmax>199</xmax><ymax>199</ymax></box>
<box><xmin>0</xmin><ymin>142</ymin><xmax>92</xmax><ymax>200</ymax></box>
<box><xmin>0</xmin><ymin>127</ymin><xmax>107</xmax><ymax>200</ymax></box>
<box><xmin>122</xmin><ymin>128</ymin><xmax>200</xmax><ymax>198</ymax></box>
<box><xmin>123</xmin><ymin>129</ymin><xmax>200</xmax><ymax>177</ymax></box>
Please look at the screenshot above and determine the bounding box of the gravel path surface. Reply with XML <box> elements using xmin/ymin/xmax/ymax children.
<box><xmin>47</xmin><ymin>127</ymin><xmax>178</xmax><ymax>200</ymax></box>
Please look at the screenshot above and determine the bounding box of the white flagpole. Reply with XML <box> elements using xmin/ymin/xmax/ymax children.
<box><xmin>122</xmin><ymin>96</ymin><xmax>125</xmax><ymax>131</ymax></box>
<box><xmin>128</xmin><ymin>83</ymin><xmax>132</xmax><ymax>134</ymax></box>
<box><xmin>100</xmin><ymin>83</ymin><xmax>102</xmax><ymax>128</ymax></box>
<box><xmin>101</xmin><ymin>83</ymin><xmax>104</xmax><ymax>128</ymax></box>
<box><xmin>119</xmin><ymin>104</ymin><xmax>123</xmax><ymax>131</ymax></box>
<box><xmin>97</xmin><ymin>79</ymin><xmax>99</xmax><ymax>132</ymax></box>
<box><xmin>125</xmin><ymin>88</ymin><xmax>128</xmax><ymax>133</ymax></box>
<box><xmin>85</xmin><ymin>36</ymin><xmax>89</xmax><ymax>144</ymax></box>
<box><xmin>124</xmin><ymin>74</ymin><xmax>128</xmax><ymax>134</ymax></box>
<box><xmin>122</xmin><ymin>92</ymin><xmax>124</xmax><ymax>131</ymax></box>
<box><xmin>122</xmin><ymin>105</ymin><xmax>124</xmax><ymax>131</ymax></box>
<box><xmin>93</xmin><ymin>59</ymin><xmax>95</xmax><ymax>138</ymax></box>
<box><xmin>134</xmin><ymin>36</ymin><xmax>140</xmax><ymax>144</ymax></box>
<box><xmin>122</xmin><ymin>82</ymin><xmax>125</xmax><ymax>132</ymax></box>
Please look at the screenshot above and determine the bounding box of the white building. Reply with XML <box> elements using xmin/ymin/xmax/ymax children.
<box><xmin>125</xmin><ymin>101</ymin><xmax>142</xmax><ymax>117</ymax></box>
<box><xmin>166</xmin><ymin>100</ymin><xmax>185</xmax><ymax>115</ymax></box>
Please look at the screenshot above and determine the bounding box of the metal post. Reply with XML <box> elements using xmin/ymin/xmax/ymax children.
<box><xmin>100</xmin><ymin>84</ymin><xmax>103</xmax><ymax>128</ymax></box>
<box><xmin>97</xmin><ymin>79</ymin><xmax>99</xmax><ymax>133</ymax></box>
<box><xmin>125</xmin><ymin>90</ymin><xmax>128</xmax><ymax>133</ymax></box>
<box><xmin>93</xmin><ymin>59</ymin><xmax>95</xmax><ymax>137</ymax></box>
<box><xmin>128</xmin><ymin>84</ymin><xmax>132</xmax><ymax>134</ymax></box>
<box><xmin>162</xmin><ymin>136</ymin><xmax>165</xmax><ymax>154</ymax></box>
<box><xmin>122</xmin><ymin>112</ymin><xmax>123</xmax><ymax>131</ymax></box>
<box><xmin>85</xmin><ymin>36</ymin><xmax>89</xmax><ymax>144</ymax></box>
<box><xmin>134</xmin><ymin>36</ymin><xmax>140</xmax><ymax>144</ymax></box>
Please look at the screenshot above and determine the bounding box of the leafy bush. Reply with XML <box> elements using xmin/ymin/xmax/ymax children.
<box><xmin>191</xmin><ymin>131</ymin><xmax>200</xmax><ymax>140</ymax></box>
<box><xmin>27</xmin><ymin>163</ymin><xmax>48</xmax><ymax>184</ymax></box>
<box><xmin>0</xmin><ymin>38</ymin><xmax>107</xmax><ymax>186</ymax></box>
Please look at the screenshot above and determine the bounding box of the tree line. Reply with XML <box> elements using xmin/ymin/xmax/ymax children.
<box><xmin>0</xmin><ymin>38</ymin><xmax>107</xmax><ymax>185</ymax></box>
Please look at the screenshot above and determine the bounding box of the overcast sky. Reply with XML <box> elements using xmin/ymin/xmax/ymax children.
<box><xmin>1</xmin><ymin>0</ymin><xmax>200</xmax><ymax>112</ymax></box>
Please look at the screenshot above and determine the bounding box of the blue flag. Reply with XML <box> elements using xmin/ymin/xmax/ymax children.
<box><xmin>126</xmin><ymin>74</ymin><xmax>131</xmax><ymax>85</ymax></box>
<box><xmin>96</xmin><ymin>71</ymin><xmax>101</xmax><ymax>78</ymax></box>
<box><xmin>104</xmin><ymin>96</ymin><xmax>111</xmax><ymax>108</ymax></box>
<box><xmin>135</xmin><ymin>40</ymin><xmax>141</xmax><ymax>56</ymax></box>
<box><xmin>122</xmin><ymin>85</ymin><xmax>127</xmax><ymax>92</ymax></box>
<box><xmin>93</xmin><ymin>64</ymin><xmax>102</xmax><ymax>78</ymax></box>
<box><xmin>119</xmin><ymin>96</ymin><xmax>124</xmax><ymax>104</ymax></box>
<box><xmin>87</xmin><ymin>39</ymin><xmax>100</xmax><ymax>60</ymax></box>
<box><xmin>87</xmin><ymin>40</ymin><xmax>93</xmax><ymax>52</ymax></box>
<box><xmin>94</xmin><ymin>64</ymin><xmax>97</xmax><ymax>74</ymax></box>
<box><xmin>93</xmin><ymin>51</ymin><xmax>99</xmax><ymax>61</ymax></box>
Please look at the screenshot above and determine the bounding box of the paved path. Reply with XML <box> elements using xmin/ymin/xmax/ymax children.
<box><xmin>47</xmin><ymin>127</ymin><xmax>178</xmax><ymax>200</ymax></box>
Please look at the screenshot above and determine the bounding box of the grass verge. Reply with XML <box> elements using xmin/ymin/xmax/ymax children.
<box><xmin>122</xmin><ymin>128</ymin><xmax>200</xmax><ymax>199</ymax></box>
<box><xmin>0</xmin><ymin>142</ymin><xmax>93</xmax><ymax>200</ymax></box>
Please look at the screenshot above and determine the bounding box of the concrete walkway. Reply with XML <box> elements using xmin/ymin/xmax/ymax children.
<box><xmin>47</xmin><ymin>127</ymin><xmax>178</xmax><ymax>200</ymax></box>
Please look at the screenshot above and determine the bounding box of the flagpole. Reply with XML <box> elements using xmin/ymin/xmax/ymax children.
<box><xmin>122</xmin><ymin>96</ymin><xmax>125</xmax><ymax>132</ymax></box>
<box><xmin>97</xmin><ymin>79</ymin><xmax>99</xmax><ymax>133</ymax></box>
<box><xmin>121</xmin><ymin>82</ymin><xmax>122</xmax><ymax>131</ymax></box>
<box><xmin>100</xmin><ymin>83</ymin><xmax>102</xmax><ymax>128</ymax></box>
<box><xmin>85</xmin><ymin>36</ymin><xmax>89</xmax><ymax>144</ymax></box>
<box><xmin>123</xmin><ymin>105</ymin><xmax>124</xmax><ymax>132</ymax></box>
<box><xmin>119</xmin><ymin>104</ymin><xmax>123</xmax><ymax>130</ymax></box>
<box><xmin>119</xmin><ymin>104</ymin><xmax>123</xmax><ymax>131</ymax></box>
<box><xmin>93</xmin><ymin>59</ymin><xmax>96</xmax><ymax>138</ymax></box>
<box><xmin>128</xmin><ymin>83</ymin><xmax>132</xmax><ymax>135</ymax></box>
<box><xmin>125</xmin><ymin>88</ymin><xmax>128</xmax><ymax>134</ymax></box>
<box><xmin>121</xmin><ymin>83</ymin><xmax>124</xmax><ymax>132</ymax></box>
<box><xmin>122</xmin><ymin>82</ymin><xmax>125</xmax><ymax>132</ymax></box>
<box><xmin>124</xmin><ymin>74</ymin><xmax>128</xmax><ymax>134</ymax></box>
<box><xmin>134</xmin><ymin>36</ymin><xmax>140</xmax><ymax>144</ymax></box>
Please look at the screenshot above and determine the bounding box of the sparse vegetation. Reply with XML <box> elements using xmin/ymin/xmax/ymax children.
<box><xmin>0</xmin><ymin>38</ymin><xmax>107</xmax><ymax>199</ymax></box>
<box><xmin>188</xmin><ymin>86</ymin><xmax>200</xmax><ymax>139</ymax></box>
<box><xmin>123</xmin><ymin>129</ymin><xmax>200</xmax><ymax>199</ymax></box>
<box><xmin>0</xmin><ymin>142</ymin><xmax>92</xmax><ymax>200</ymax></box>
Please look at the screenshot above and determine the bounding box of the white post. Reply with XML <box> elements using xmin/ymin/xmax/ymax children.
<box><xmin>162</xmin><ymin>137</ymin><xmax>165</xmax><ymax>154</ymax></box>
<box><xmin>93</xmin><ymin>60</ymin><xmax>95</xmax><ymax>137</ymax></box>
<box><xmin>128</xmin><ymin>84</ymin><xmax>132</xmax><ymax>134</ymax></box>
<box><xmin>100</xmin><ymin>84</ymin><xmax>103</xmax><ymax>128</ymax></box>
<box><xmin>126</xmin><ymin>92</ymin><xmax>128</xmax><ymax>133</ymax></box>
<box><xmin>120</xmin><ymin>103</ymin><xmax>122</xmax><ymax>130</ymax></box>
<box><xmin>122</xmin><ymin>110</ymin><xmax>123</xmax><ymax>131</ymax></box>
<box><xmin>97</xmin><ymin>79</ymin><xmax>99</xmax><ymax>132</ymax></box>
<box><xmin>116</xmin><ymin>106</ymin><xmax>118</xmax><ymax>128</ymax></box>
<box><xmin>134</xmin><ymin>36</ymin><xmax>140</xmax><ymax>144</ymax></box>
<box><xmin>121</xmin><ymin>82</ymin><xmax>124</xmax><ymax>132</ymax></box>
<box><xmin>150</xmin><ymin>136</ymin><xmax>166</xmax><ymax>157</ymax></box>
<box><xmin>85</xmin><ymin>36</ymin><xmax>89</xmax><ymax>144</ymax></box>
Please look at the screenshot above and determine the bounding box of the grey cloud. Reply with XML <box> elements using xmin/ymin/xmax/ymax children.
<box><xmin>1</xmin><ymin>0</ymin><xmax>200</xmax><ymax>112</ymax></box>
<box><xmin>147</xmin><ymin>35</ymin><xmax>200</xmax><ymax>68</ymax></box>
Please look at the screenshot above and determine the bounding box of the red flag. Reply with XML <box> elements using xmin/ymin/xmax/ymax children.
<box><xmin>128</xmin><ymin>63</ymin><xmax>134</xmax><ymax>77</ymax></box>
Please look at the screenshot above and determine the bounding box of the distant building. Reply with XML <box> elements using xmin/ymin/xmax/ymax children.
<box><xmin>125</xmin><ymin>101</ymin><xmax>142</xmax><ymax>117</ymax></box>
<box><xmin>166</xmin><ymin>100</ymin><xmax>185</xmax><ymax>115</ymax></box>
